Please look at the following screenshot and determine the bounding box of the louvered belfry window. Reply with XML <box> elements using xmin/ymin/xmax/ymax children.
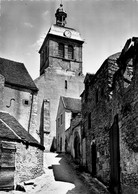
<box><xmin>58</xmin><ymin>43</ymin><xmax>64</xmax><ymax>58</ymax></box>
<box><xmin>68</xmin><ymin>45</ymin><xmax>74</xmax><ymax>59</ymax></box>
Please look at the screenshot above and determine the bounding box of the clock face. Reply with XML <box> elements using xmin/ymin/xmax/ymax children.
<box><xmin>64</xmin><ymin>30</ymin><xmax>71</xmax><ymax>38</ymax></box>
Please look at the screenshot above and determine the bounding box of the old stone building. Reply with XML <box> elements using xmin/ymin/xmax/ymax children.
<box><xmin>65</xmin><ymin>111</ymin><xmax>82</xmax><ymax>162</ymax></box>
<box><xmin>81</xmin><ymin>38</ymin><xmax>138</xmax><ymax>194</ymax></box>
<box><xmin>0</xmin><ymin>111</ymin><xmax>44</xmax><ymax>190</ymax></box>
<box><xmin>56</xmin><ymin>96</ymin><xmax>81</xmax><ymax>153</ymax></box>
<box><xmin>31</xmin><ymin>4</ymin><xmax>84</xmax><ymax>151</ymax></box>
<box><xmin>0</xmin><ymin>57</ymin><xmax>38</xmax><ymax>131</ymax></box>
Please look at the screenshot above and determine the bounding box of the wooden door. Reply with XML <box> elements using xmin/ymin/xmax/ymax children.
<box><xmin>110</xmin><ymin>115</ymin><xmax>120</xmax><ymax>194</ymax></box>
<box><xmin>91</xmin><ymin>142</ymin><xmax>97</xmax><ymax>177</ymax></box>
<box><xmin>0</xmin><ymin>141</ymin><xmax>16</xmax><ymax>191</ymax></box>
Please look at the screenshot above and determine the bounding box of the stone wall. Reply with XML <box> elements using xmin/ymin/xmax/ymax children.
<box><xmin>15</xmin><ymin>142</ymin><xmax>44</xmax><ymax>184</ymax></box>
<box><xmin>82</xmin><ymin>49</ymin><xmax>138</xmax><ymax>193</ymax></box>
<box><xmin>0</xmin><ymin>85</ymin><xmax>33</xmax><ymax>131</ymax></box>
<box><xmin>56</xmin><ymin>97</ymin><xmax>66</xmax><ymax>152</ymax></box>
<box><xmin>34</xmin><ymin>69</ymin><xmax>84</xmax><ymax>151</ymax></box>
<box><xmin>48</xmin><ymin>37</ymin><xmax>83</xmax><ymax>75</ymax></box>
<box><xmin>111</xmin><ymin>57</ymin><xmax>138</xmax><ymax>193</ymax></box>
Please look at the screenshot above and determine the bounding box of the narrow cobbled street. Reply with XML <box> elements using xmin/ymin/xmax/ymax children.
<box><xmin>0</xmin><ymin>152</ymin><xmax>110</xmax><ymax>194</ymax></box>
<box><xmin>47</xmin><ymin>153</ymin><xmax>90</xmax><ymax>194</ymax></box>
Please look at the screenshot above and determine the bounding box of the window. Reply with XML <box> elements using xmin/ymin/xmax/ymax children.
<box><xmin>58</xmin><ymin>43</ymin><xmax>64</xmax><ymax>58</ymax></box>
<box><xmin>65</xmin><ymin>80</ymin><xmax>67</xmax><ymax>89</ymax></box>
<box><xmin>24</xmin><ymin>100</ymin><xmax>29</xmax><ymax>105</ymax></box>
<box><xmin>88</xmin><ymin>112</ymin><xmax>91</xmax><ymax>129</ymax></box>
<box><xmin>61</xmin><ymin>114</ymin><xmax>63</xmax><ymax>125</ymax></box>
<box><xmin>22</xmin><ymin>99</ymin><xmax>29</xmax><ymax>106</ymax></box>
<box><xmin>68</xmin><ymin>45</ymin><xmax>74</xmax><ymax>59</ymax></box>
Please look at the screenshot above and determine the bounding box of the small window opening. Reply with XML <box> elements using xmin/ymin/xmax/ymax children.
<box><xmin>24</xmin><ymin>100</ymin><xmax>29</xmax><ymax>105</ymax></box>
<box><xmin>65</xmin><ymin>80</ymin><xmax>67</xmax><ymax>89</ymax></box>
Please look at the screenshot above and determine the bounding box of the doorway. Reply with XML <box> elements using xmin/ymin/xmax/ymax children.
<box><xmin>74</xmin><ymin>132</ymin><xmax>80</xmax><ymax>160</ymax></box>
<box><xmin>110</xmin><ymin>115</ymin><xmax>120</xmax><ymax>194</ymax></box>
<box><xmin>91</xmin><ymin>142</ymin><xmax>97</xmax><ymax>177</ymax></box>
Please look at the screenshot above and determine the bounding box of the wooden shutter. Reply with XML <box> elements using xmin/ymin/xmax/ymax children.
<box><xmin>0</xmin><ymin>141</ymin><xmax>16</xmax><ymax>191</ymax></box>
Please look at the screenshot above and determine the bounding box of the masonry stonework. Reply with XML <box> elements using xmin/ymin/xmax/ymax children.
<box><xmin>1</xmin><ymin>86</ymin><xmax>32</xmax><ymax>130</ymax></box>
<box><xmin>15</xmin><ymin>142</ymin><xmax>44</xmax><ymax>184</ymax></box>
<box><xmin>82</xmin><ymin>39</ymin><xmax>138</xmax><ymax>194</ymax></box>
<box><xmin>34</xmin><ymin>69</ymin><xmax>84</xmax><ymax>151</ymax></box>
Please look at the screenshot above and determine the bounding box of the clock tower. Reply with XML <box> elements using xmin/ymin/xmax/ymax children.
<box><xmin>31</xmin><ymin>4</ymin><xmax>84</xmax><ymax>151</ymax></box>
<box><xmin>39</xmin><ymin>4</ymin><xmax>84</xmax><ymax>76</ymax></box>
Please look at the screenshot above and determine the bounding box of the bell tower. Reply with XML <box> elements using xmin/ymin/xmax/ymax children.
<box><xmin>34</xmin><ymin>3</ymin><xmax>85</xmax><ymax>151</ymax></box>
<box><xmin>39</xmin><ymin>4</ymin><xmax>84</xmax><ymax>76</ymax></box>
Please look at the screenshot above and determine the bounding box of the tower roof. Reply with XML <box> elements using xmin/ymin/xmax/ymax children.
<box><xmin>49</xmin><ymin>24</ymin><xmax>83</xmax><ymax>41</ymax></box>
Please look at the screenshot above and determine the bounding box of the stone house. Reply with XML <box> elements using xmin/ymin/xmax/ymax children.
<box><xmin>81</xmin><ymin>38</ymin><xmax>138</xmax><ymax>194</ymax></box>
<box><xmin>0</xmin><ymin>111</ymin><xmax>44</xmax><ymax>191</ymax></box>
<box><xmin>65</xmin><ymin>113</ymin><xmax>82</xmax><ymax>163</ymax></box>
<box><xmin>56</xmin><ymin>96</ymin><xmax>81</xmax><ymax>153</ymax></box>
<box><xmin>31</xmin><ymin>4</ymin><xmax>84</xmax><ymax>151</ymax></box>
<box><xmin>0</xmin><ymin>57</ymin><xmax>38</xmax><ymax>133</ymax></box>
<box><xmin>80</xmin><ymin>73</ymin><xmax>95</xmax><ymax>167</ymax></box>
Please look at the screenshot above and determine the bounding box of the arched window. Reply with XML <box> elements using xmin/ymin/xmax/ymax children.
<box><xmin>68</xmin><ymin>45</ymin><xmax>74</xmax><ymax>59</ymax></box>
<box><xmin>58</xmin><ymin>43</ymin><xmax>64</xmax><ymax>58</ymax></box>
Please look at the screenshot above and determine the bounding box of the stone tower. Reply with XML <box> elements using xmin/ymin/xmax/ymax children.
<box><xmin>31</xmin><ymin>4</ymin><xmax>84</xmax><ymax>151</ymax></box>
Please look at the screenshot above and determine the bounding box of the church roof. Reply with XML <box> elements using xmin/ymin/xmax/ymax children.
<box><xmin>61</xmin><ymin>96</ymin><xmax>81</xmax><ymax>113</ymax></box>
<box><xmin>0</xmin><ymin>57</ymin><xmax>38</xmax><ymax>92</ymax></box>
<box><xmin>0</xmin><ymin>112</ymin><xmax>44</xmax><ymax>150</ymax></box>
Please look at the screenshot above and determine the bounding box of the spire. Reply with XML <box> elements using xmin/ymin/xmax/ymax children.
<box><xmin>55</xmin><ymin>4</ymin><xmax>67</xmax><ymax>27</ymax></box>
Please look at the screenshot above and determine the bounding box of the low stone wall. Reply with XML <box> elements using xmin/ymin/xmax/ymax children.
<box><xmin>14</xmin><ymin>142</ymin><xmax>44</xmax><ymax>184</ymax></box>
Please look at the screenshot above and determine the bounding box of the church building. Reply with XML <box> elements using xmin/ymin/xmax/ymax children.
<box><xmin>30</xmin><ymin>4</ymin><xmax>84</xmax><ymax>151</ymax></box>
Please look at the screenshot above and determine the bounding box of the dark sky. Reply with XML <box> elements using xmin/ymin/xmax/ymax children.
<box><xmin>0</xmin><ymin>0</ymin><xmax>138</xmax><ymax>79</ymax></box>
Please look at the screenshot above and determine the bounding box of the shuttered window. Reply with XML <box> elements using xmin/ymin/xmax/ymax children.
<box><xmin>68</xmin><ymin>45</ymin><xmax>74</xmax><ymax>59</ymax></box>
<box><xmin>0</xmin><ymin>141</ymin><xmax>16</xmax><ymax>190</ymax></box>
<box><xmin>58</xmin><ymin>43</ymin><xmax>64</xmax><ymax>58</ymax></box>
